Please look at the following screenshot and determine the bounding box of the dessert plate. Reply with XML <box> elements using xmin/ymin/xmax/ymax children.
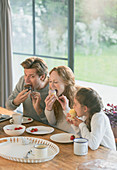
<box><xmin>0</xmin><ymin>137</ymin><xmax>59</xmax><ymax>163</ymax></box>
<box><xmin>22</xmin><ymin>117</ymin><xmax>33</xmax><ymax>124</ymax></box>
<box><xmin>26</xmin><ymin>126</ymin><xmax>54</xmax><ymax>135</ymax></box>
<box><xmin>50</xmin><ymin>133</ymin><xmax>76</xmax><ymax>143</ymax></box>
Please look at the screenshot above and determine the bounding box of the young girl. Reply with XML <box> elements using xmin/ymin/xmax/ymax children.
<box><xmin>60</xmin><ymin>87</ymin><xmax>116</xmax><ymax>150</ymax></box>
<box><xmin>45</xmin><ymin>66</ymin><xmax>80</xmax><ymax>132</ymax></box>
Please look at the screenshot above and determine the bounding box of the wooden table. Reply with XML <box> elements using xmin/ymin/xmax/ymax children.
<box><xmin>0</xmin><ymin>107</ymin><xmax>117</xmax><ymax>170</ymax></box>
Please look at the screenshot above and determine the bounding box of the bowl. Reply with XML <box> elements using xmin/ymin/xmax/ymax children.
<box><xmin>3</xmin><ymin>124</ymin><xmax>26</xmax><ymax>136</ymax></box>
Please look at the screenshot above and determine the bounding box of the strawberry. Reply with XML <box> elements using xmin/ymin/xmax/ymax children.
<box><xmin>14</xmin><ymin>127</ymin><xmax>23</xmax><ymax>130</ymax></box>
<box><xmin>28</xmin><ymin>118</ymin><xmax>31</xmax><ymax>120</ymax></box>
<box><xmin>14</xmin><ymin>127</ymin><xmax>18</xmax><ymax>130</ymax></box>
<box><xmin>34</xmin><ymin>128</ymin><xmax>38</xmax><ymax>131</ymax></box>
<box><xmin>30</xmin><ymin>128</ymin><xmax>38</xmax><ymax>132</ymax></box>
<box><xmin>31</xmin><ymin>129</ymin><xmax>35</xmax><ymax>132</ymax></box>
<box><xmin>70</xmin><ymin>135</ymin><xmax>75</xmax><ymax>140</ymax></box>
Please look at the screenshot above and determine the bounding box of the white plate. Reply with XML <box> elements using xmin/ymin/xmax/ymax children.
<box><xmin>50</xmin><ymin>133</ymin><xmax>76</xmax><ymax>143</ymax></box>
<box><xmin>0</xmin><ymin>114</ymin><xmax>11</xmax><ymax>122</ymax></box>
<box><xmin>26</xmin><ymin>126</ymin><xmax>54</xmax><ymax>135</ymax></box>
<box><xmin>10</xmin><ymin>117</ymin><xmax>33</xmax><ymax>124</ymax></box>
<box><xmin>0</xmin><ymin>137</ymin><xmax>59</xmax><ymax>163</ymax></box>
<box><xmin>22</xmin><ymin>117</ymin><xmax>33</xmax><ymax>124</ymax></box>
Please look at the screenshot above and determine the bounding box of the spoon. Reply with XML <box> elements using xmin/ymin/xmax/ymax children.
<box><xmin>24</xmin><ymin>149</ymin><xmax>32</xmax><ymax>159</ymax></box>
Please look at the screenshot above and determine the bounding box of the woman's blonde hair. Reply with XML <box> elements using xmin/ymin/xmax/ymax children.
<box><xmin>75</xmin><ymin>87</ymin><xmax>104</xmax><ymax>131</ymax></box>
<box><xmin>21</xmin><ymin>57</ymin><xmax>48</xmax><ymax>79</ymax></box>
<box><xmin>50</xmin><ymin>66</ymin><xmax>78</xmax><ymax>120</ymax></box>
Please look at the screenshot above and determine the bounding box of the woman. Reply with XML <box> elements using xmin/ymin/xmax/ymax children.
<box><xmin>61</xmin><ymin>87</ymin><xmax>116</xmax><ymax>150</ymax></box>
<box><xmin>45</xmin><ymin>66</ymin><xmax>79</xmax><ymax>132</ymax></box>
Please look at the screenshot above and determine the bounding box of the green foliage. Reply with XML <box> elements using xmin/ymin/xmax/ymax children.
<box><xmin>75</xmin><ymin>0</ymin><xmax>117</xmax><ymax>29</ymax></box>
<box><xmin>74</xmin><ymin>45</ymin><xmax>117</xmax><ymax>87</ymax></box>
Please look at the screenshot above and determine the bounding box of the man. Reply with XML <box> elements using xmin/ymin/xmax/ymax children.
<box><xmin>6</xmin><ymin>57</ymin><xmax>49</xmax><ymax>124</ymax></box>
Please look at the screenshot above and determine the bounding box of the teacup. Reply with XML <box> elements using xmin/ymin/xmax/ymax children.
<box><xmin>12</xmin><ymin>113</ymin><xmax>23</xmax><ymax>125</ymax></box>
<box><xmin>74</xmin><ymin>138</ymin><xmax>88</xmax><ymax>156</ymax></box>
<box><xmin>33</xmin><ymin>144</ymin><xmax>48</xmax><ymax>158</ymax></box>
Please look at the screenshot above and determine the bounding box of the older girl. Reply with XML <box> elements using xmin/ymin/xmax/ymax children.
<box><xmin>45</xmin><ymin>66</ymin><xmax>79</xmax><ymax>132</ymax></box>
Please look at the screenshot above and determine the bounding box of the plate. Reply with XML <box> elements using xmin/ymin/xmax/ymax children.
<box><xmin>22</xmin><ymin>117</ymin><xmax>33</xmax><ymax>124</ymax></box>
<box><xmin>0</xmin><ymin>114</ymin><xmax>11</xmax><ymax>122</ymax></box>
<box><xmin>10</xmin><ymin>117</ymin><xmax>33</xmax><ymax>124</ymax></box>
<box><xmin>0</xmin><ymin>137</ymin><xmax>59</xmax><ymax>163</ymax></box>
<box><xmin>50</xmin><ymin>133</ymin><xmax>76</xmax><ymax>143</ymax></box>
<box><xmin>26</xmin><ymin>126</ymin><xmax>54</xmax><ymax>135</ymax></box>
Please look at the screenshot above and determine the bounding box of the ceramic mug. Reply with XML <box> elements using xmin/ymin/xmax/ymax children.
<box><xmin>12</xmin><ymin>113</ymin><xmax>23</xmax><ymax>125</ymax></box>
<box><xmin>74</xmin><ymin>138</ymin><xmax>88</xmax><ymax>156</ymax></box>
<box><xmin>33</xmin><ymin>144</ymin><xmax>48</xmax><ymax>158</ymax></box>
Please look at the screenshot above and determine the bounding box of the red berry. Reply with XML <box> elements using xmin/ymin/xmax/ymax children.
<box><xmin>14</xmin><ymin>127</ymin><xmax>18</xmax><ymax>130</ymax></box>
<box><xmin>34</xmin><ymin>128</ymin><xmax>38</xmax><ymax>131</ymax></box>
<box><xmin>31</xmin><ymin>129</ymin><xmax>35</xmax><ymax>132</ymax></box>
<box><xmin>70</xmin><ymin>135</ymin><xmax>75</xmax><ymax>140</ymax></box>
<box><xmin>28</xmin><ymin>118</ymin><xmax>31</xmax><ymax>120</ymax></box>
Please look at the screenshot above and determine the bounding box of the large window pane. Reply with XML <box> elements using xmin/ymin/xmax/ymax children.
<box><xmin>10</xmin><ymin>0</ymin><xmax>69</xmax><ymax>90</ymax></box>
<box><xmin>35</xmin><ymin>0</ymin><xmax>68</xmax><ymax>58</ymax></box>
<box><xmin>74</xmin><ymin>0</ymin><xmax>117</xmax><ymax>87</ymax></box>
<box><xmin>10</xmin><ymin>0</ymin><xmax>33</xmax><ymax>54</ymax></box>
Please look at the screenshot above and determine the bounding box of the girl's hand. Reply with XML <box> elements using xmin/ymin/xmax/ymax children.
<box><xmin>58</xmin><ymin>95</ymin><xmax>69</xmax><ymax>111</ymax></box>
<box><xmin>45</xmin><ymin>94</ymin><xmax>57</xmax><ymax>111</ymax></box>
<box><xmin>31</xmin><ymin>92</ymin><xmax>42</xmax><ymax>114</ymax></box>
<box><xmin>72</xmin><ymin>117</ymin><xmax>83</xmax><ymax>127</ymax></box>
<box><xmin>13</xmin><ymin>89</ymin><xmax>30</xmax><ymax>106</ymax></box>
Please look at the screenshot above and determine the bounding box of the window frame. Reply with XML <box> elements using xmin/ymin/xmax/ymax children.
<box><xmin>13</xmin><ymin>0</ymin><xmax>74</xmax><ymax>71</ymax></box>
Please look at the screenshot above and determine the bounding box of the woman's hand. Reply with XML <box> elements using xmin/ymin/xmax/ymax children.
<box><xmin>31</xmin><ymin>92</ymin><xmax>42</xmax><ymax>114</ymax></box>
<box><xmin>13</xmin><ymin>89</ymin><xmax>30</xmax><ymax>106</ymax></box>
<box><xmin>58</xmin><ymin>95</ymin><xmax>69</xmax><ymax>111</ymax></box>
<box><xmin>45</xmin><ymin>94</ymin><xmax>57</xmax><ymax>111</ymax></box>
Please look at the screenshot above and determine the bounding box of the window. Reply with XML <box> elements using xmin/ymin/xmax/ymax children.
<box><xmin>10</xmin><ymin>0</ymin><xmax>117</xmax><ymax>106</ymax></box>
<box><xmin>10</xmin><ymin>0</ymin><xmax>72</xmax><ymax>87</ymax></box>
<box><xmin>74</xmin><ymin>0</ymin><xmax>117</xmax><ymax>87</ymax></box>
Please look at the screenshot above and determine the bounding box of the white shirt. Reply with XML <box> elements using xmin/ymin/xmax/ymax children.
<box><xmin>73</xmin><ymin>111</ymin><xmax>116</xmax><ymax>151</ymax></box>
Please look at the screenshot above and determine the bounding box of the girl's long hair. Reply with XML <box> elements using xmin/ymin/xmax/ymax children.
<box><xmin>75</xmin><ymin>87</ymin><xmax>104</xmax><ymax>131</ymax></box>
<box><xmin>49</xmin><ymin>66</ymin><xmax>79</xmax><ymax>120</ymax></box>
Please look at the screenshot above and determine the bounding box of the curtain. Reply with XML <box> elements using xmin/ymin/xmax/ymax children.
<box><xmin>0</xmin><ymin>0</ymin><xmax>13</xmax><ymax>107</ymax></box>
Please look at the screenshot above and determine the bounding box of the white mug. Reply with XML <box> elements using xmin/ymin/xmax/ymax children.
<box><xmin>33</xmin><ymin>144</ymin><xmax>48</xmax><ymax>158</ymax></box>
<box><xmin>74</xmin><ymin>138</ymin><xmax>88</xmax><ymax>156</ymax></box>
<box><xmin>12</xmin><ymin>113</ymin><xmax>23</xmax><ymax>125</ymax></box>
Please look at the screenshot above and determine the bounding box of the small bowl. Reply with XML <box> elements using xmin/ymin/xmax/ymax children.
<box><xmin>3</xmin><ymin>124</ymin><xmax>26</xmax><ymax>136</ymax></box>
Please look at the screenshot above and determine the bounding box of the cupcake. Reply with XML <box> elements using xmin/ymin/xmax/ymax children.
<box><xmin>49</xmin><ymin>89</ymin><xmax>58</xmax><ymax>99</ymax></box>
<box><xmin>24</xmin><ymin>84</ymin><xmax>32</xmax><ymax>91</ymax></box>
<box><xmin>49</xmin><ymin>89</ymin><xmax>57</xmax><ymax>96</ymax></box>
<box><xmin>68</xmin><ymin>109</ymin><xmax>77</xmax><ymax>120</ymax></box>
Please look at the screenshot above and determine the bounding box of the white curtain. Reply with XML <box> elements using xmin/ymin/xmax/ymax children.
<box><xmin>0</xmin><ymin>0</ymin><xmax>13</xmax><ymax>107</ymax></box>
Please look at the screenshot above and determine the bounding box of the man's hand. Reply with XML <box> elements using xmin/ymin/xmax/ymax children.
<box><xmin>13</xmin><ymin>89</ymin><xmax>30</xmax><ymax>106</ymax></box>
<box><xmin>31</xmin><ymin>92</ymin><xmax>42</xmax><ymax>114</ymax></box>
